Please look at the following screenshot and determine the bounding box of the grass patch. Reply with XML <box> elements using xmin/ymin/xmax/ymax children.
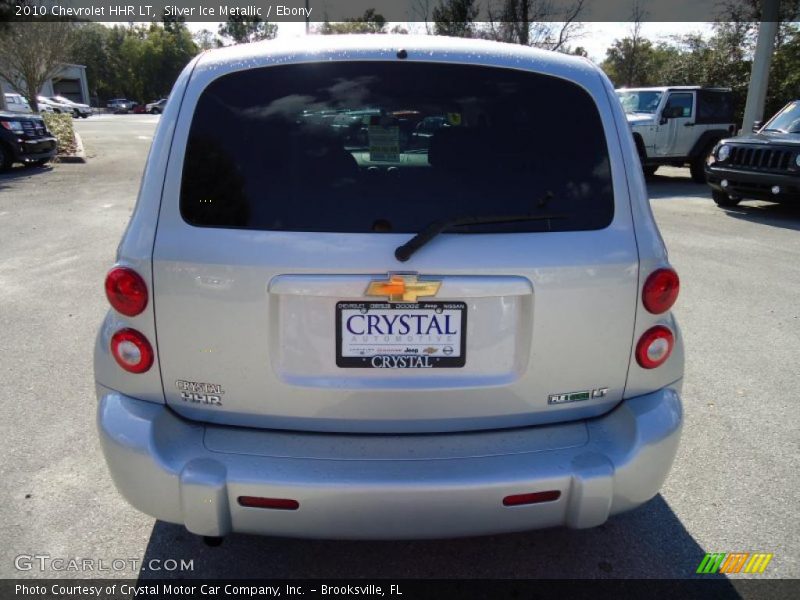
<box><xmin>41</xmin><ymin>113</ymin><xmax>77</xmax><ymax>156</ymax></box>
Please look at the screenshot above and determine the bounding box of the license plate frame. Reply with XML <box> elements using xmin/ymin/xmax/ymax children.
<box><xmin>336</xmin><ymin>301</ymin><xmax>467</xmax><ymax>368</ymax></box>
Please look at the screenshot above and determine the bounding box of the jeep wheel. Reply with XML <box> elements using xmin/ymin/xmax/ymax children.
<box><xmin>690</xmin><ymin>147</ymin><xmax>713</xmax><ymax>183</ymax></box>
<box><xmin>712</xmin><ymin>189</ymin><xmax>741</xmax><ymax>207</ymax></box>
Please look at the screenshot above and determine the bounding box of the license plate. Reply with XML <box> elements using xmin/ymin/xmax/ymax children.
<box><xmin>336</xmin><ymin>301</ymin><xmax>467</xmax><ymax>368</ymax></box>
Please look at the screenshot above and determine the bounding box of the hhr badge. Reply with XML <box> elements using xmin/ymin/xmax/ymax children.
<box><xmin>176</xmin><ymin>380</ymin><xmax>224</xmax><ymax>406</ymax></box>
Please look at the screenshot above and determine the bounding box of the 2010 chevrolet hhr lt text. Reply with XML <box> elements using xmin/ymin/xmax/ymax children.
<box><xmin>95</xmin><ymin>36</ymin><xmax>684</xmax><ymax>541</ymax></box>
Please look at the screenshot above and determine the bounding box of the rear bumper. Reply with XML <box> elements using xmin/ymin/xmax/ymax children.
<box><xmin>12</xmin><ymin>137</ymin><xmax>57</xmax><ymax>162</ymax></box>
<box><xmin>97</xmin><ymin>383</ymin><xmax>682</xmax><ymax>539</ymax></box>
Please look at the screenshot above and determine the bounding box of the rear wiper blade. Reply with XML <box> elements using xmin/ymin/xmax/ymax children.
<box><xmin>395</xmin><ymin>210</ymin><xmax>569</xmax><ymax>262</ymax></box>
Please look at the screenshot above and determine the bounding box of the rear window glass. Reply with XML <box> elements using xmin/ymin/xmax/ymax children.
<box><xmin>181</xmin><ymin>61</ymin><xmax>613</xmax><ymax>233</ymax></box>
<box><xmin>696</xmin><ymin>90</ymin><xmax>734</xmax><ymax>124</ymax></box>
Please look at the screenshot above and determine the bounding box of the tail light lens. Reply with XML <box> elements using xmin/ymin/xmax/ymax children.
<box><xmin>503</xmin><ymin>491</ymin><xmax>561</xmax><ymax>506</ymax></box>
<box><xmin>105</xmin><ymin>267</ymin><xmax>148</xmax><ymax>317</ymax></box>
<box><xmin>238</xmin><ymin>496</ymin><xmax>300</xmax><ymax>510</ymax></box>
<box><xmin>642</xmin><ymin>268</ymin><xmax>680</xmax><ymax>314</ymax></box>
<box><xmin>111</xmin><ymin>328</ymin><xmax>154</xmax><ymax>373</ymax></box>
<box><xmin>636</xmin><ymin>326</ymin><xmax>674</xmax><ymax>369</ymax></box>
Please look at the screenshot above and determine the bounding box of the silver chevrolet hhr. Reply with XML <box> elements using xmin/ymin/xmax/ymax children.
<box><xmin>96</xmin><ymin>35</ymin><xmax>684</xmax><ymax>541</ymax></box>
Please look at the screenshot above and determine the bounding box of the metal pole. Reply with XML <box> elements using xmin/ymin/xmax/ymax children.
<box><xmin>305</xmin><ymin>0</ymin><xmax>310</xmax><ymax>34</ymax></box>
<box><xmin>740</xmin><ymin>0</ymin><xmax>780</xmax><ymax>134</ymax></box>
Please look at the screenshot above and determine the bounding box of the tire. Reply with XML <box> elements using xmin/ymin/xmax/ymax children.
<box><xmin>712</xmin><ymin>189</ymin><xmax>741</xmax><ymax>207</ymax></box>
<box><xmin>643</xmin><ymin>165</ymin><xmax>658</xmax><ymax>177</ymax></box>
<box><xmin>690</xmin><ymin>145</ymin><xmax>714</xmax><ymax>183</ymax></box>
<box><xmin>0</xmin><ymin>144</ymin><xmax>12</xmax><ymax>172</ymax></box>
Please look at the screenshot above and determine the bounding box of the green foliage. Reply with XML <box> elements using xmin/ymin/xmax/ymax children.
<box><xmin>318</xmin><ymin>9</ymin><xmax>387</xmax><ymax>35</ymax></box>
<box><xmin>69</xmin><ymin>22</ymin><xmax>199</xmax><ymax>105</ymax></box>
<box><xmin>218</xmin><ymin>16</ymin><xmax>277</xmax><ymax>44</ymax></box>
<box><xmin>767</xmin><ymin>27</ymin><xmax>800</xmax><ymax>118</ymax></box>
<box><xmin>42</xmin><ymin>113</ymin><xmax>76</xmax><ymax>156</ymax></box>
<box><xmin>433</xmin><ymin>0</ymin><xmax>479</xmax><ymax>38</ymax></box>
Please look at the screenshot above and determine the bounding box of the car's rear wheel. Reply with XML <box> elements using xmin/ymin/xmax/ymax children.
<box><xmin>0</xmin><ymin>144</ymin><xmax>12</xmax><ymax>172</ymax></box>
<box><xmin>712</xmin><ymin>189</ymin><xmax>741</xmax><ymax>207</ymax></box>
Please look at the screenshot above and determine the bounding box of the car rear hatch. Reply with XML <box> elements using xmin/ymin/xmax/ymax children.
<box><xmin>152</xmin><ymin>55</ymin><xmax>639</xmax><ymax>433</ymax></box>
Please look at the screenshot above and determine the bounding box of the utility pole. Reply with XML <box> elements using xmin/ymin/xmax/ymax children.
<box><xmin>740</xmin><ymin>0</ymin><xmax>780</xmax><ymax>134</ymax></box>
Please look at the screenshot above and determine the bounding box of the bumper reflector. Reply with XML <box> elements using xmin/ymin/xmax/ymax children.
<box><xmin>503</xmin><ymin>490</ymin><xmax>561</xmax><ymax>506</ymax></box>
<box><xmin>238</xmin><ymin>496</ymin><xmax>300</xmax><ymax>510</ymax></box>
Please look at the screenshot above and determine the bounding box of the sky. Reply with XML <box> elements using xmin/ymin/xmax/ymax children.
<box><xmin>178</xmin><ymin>21</ymin><xmax>716</xmax><ymax>63</ymax></box>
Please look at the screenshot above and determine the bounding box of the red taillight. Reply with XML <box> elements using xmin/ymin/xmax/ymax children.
<box><xmin>642</xmin><ymin>268</ymin><xmax>679</xmax><ymax>314</ymax></box>
<box><xmin>502</xmin><ymin>490</ymin><xmax>561</xmax><ymax>506</ymax></box>
<box><xmin>636</xmin><ymin>326</ymin><xmax>674</xmax><ymax>369</ymax></box>
<box><xmin>110</xmin><ymin>328</ymin><xmax>154</xmax><ymax>373</ymax></box>
<box><xmin>105</xmin><ymin>267</ymin><xmax>148</xmax><ymax>317</ymax></box>
<box><xmin>238</xmin><ymin>496</ymin><xmax>300</xmax><ymax>510</ymax></box>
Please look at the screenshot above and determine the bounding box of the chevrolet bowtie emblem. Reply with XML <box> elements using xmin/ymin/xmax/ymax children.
<box><xmin>365</xmin><ymin>274</ymin><xmax>442</xmax><ymax>302</ymax></box>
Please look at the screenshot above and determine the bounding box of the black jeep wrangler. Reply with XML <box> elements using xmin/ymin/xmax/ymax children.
<box><xmin>705</xmin><ymin>100</ymin><xmax>800</xmax><ymax>207</ymax></box>
<box><xmin>0</xmin><ymin>112</ymin><xmax>58</xmax><ymax>171</ymax></box>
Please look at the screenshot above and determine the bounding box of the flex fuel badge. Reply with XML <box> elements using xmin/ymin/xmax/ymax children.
<box><xmin>548</xmin><ymin>387</ymin><xmax>608</xmax><ymax>405</ymax></box>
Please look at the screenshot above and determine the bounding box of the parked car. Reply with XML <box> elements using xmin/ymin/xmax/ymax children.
<box><xmin>37</xmin><ymin>95</ymin><xmax>73</xmax><ymax>115</ymax></box>
<box><xmin>145</xmin><ymin>98</ymin><xmax>167</xmax><ymax>114</ymax></box>
<box><xmin>50</xmin><ymin>95</ymin><xmax>92</xmax><ymax>118</ymax></box>
<box><xmin>3</xmin><ymin>93</ymin><xmax>32</xmax><ymax>114</ymax></box>
<box><xmin>36</xmin><ymin>101</ymin><xmax>55</xmax><ymax>114</ymax></box>
<box><xmin>131</xmin><ymin>103</ymin><xmax>148</xmax><ymax>114</ymax></box>
<box><xmin>705</xmin><ymin>99</ymin><xmax>800</xmax><ymax>207</ymax></box>
<box><xmin>96</xmin><ymin>36</ymin><xmax>684</xmax><ymax>542</ymax></box>
<box><xmin>107</xmin><ymin>98</ymin><xmax>135</xmax><ymax>113</ymax></box>
<box><xmin>616</xmin><ymin>86</ymin><xmax>737</xmax><ymax>181</ymax></box>
<box><xmin>0</xmin><ymin>111</ymin><xmax>58</xmax><ymax>171</ymax></box>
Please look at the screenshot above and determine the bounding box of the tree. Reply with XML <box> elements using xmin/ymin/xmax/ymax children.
<box><xmin>602</xmin><ymin>37</ymin><xmax>658</xmax><ymax>87</ymax></box>
<box><xmin>69</xmin><ymin>22</ymin><xmax>199</xmax><ymax>105</ymax></box>
<box><xmin>193</xmin><ymin>28</ymin><xmax>221</xmax><ymax>50</ymax></box>
<box><xmin>0</xmin><ymin>22</ymin><xmax>76</xmax><ymax>112</ymax></box>
<box><xmin>768</xmin><ymin>26</ymin><xmax>800</xmax><ymax>118</ymax></box>
<box><xmin>484</xmin><ymin>0</ymin><xmax>585</xmax><ymax>51</ymax></box>
<box><xmin>218</xmin><ymin>16</ymin><xmax>277</xmax><ymax>44</ymax></box>
<box><xmin>433</xmin><ymin>0</ymin><xmax>479</xmax><ymax>38</ymax></box>
<box><xmin>410</xmin><ymin>0</ymin><xmax>435</xmax><ymax>34</ymax></box>
<box><xmin>318</xmin><ymin>9</ymin><xmax>387</xmax><ymax>35</ymax></box>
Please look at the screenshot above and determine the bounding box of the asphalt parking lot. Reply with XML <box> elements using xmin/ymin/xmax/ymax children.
<box><xmin>0</xmin><ymin>115</ymin><xmax>798</xmax><ymax>582</ymax></box>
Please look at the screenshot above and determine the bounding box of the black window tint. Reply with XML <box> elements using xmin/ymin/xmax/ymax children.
<box><xmin>696</xmin><ymin>90</ymin><xmax>734</xmax><ymax>124</ymax></box>
<box><xmin>181</xmin><ymin>62</ymin><xmax>613</xmax><ymax>233</ymax></box>
<box><xmin>665</xmin><ymin>93</ymin><xmax>693</xmax><ymax>118</ymax></box>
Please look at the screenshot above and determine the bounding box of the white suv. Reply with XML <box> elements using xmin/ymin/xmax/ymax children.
<box><xmin>617</xmin><ymin>86</ymin><xmax>737</xmax><ymax>181</ymax></box>
<box><xmin>3</xmin><ymin>92</ymin><xmax>32</xmax><ymax>114</ymax></box>
<box><xmin>95</xmin><ymin>36</ymin><xmax>684</xmax><ymax>542</ymax></box>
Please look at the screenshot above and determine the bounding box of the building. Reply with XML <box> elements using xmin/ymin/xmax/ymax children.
<box><xmin>1</xmin><ymin>63</ymin><xmax>90</xmax><ymax>105</ymax></box>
